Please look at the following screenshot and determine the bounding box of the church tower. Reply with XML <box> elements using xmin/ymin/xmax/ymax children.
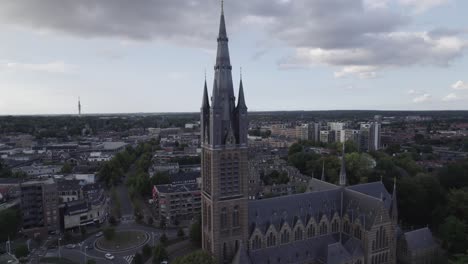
<box><xmin>201</xmin><ymin>2</ymin><xmax>249</xmax><ymax>262</ymax></box>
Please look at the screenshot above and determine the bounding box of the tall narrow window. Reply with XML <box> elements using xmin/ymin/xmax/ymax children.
<box><xmin>294</xmin><ymin>228</ymin><xmax>303</xmax><ymax>241</ymax></box>
<box><xmin>307</xmin><ymin>225</ymin><xmax>316</xmax><ymax>238</ymax></box>
<box><xmin>233</xmin><ymin>205</ymin><xmax>240</xmax><ymax>227</ymax></box>
<box><xmin>221</xmin><ymin>207</ymin><xmax>227</xmax><ymax>229</ymax></box>
<box><xmin>267</xmin><ymin>232</ymin><xmax>276</xmax><ymax>247</ymax></box>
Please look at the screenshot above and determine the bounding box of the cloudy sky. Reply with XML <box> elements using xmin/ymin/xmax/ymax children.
<box><xmin>0</xmin><ymin>0</ymin><xmax>467</xmax><ymax>115</ymax></box>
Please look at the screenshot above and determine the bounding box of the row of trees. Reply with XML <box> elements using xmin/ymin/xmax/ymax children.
<box><xmin>127</xmin><ymin>141</ymin><xmax>169</xmax><ymax>199</ymax></box>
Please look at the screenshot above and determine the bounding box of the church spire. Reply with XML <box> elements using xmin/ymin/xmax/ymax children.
<box><xmin>339</xmin><ymin>143</ymin><xmax>347</xmax><ymax>186</ymax></box>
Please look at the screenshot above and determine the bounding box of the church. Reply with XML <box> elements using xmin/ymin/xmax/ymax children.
<box><xmin>200</xmin><ymin>3</ymin><xmax>439</xmax><ymax>264</ymax></box>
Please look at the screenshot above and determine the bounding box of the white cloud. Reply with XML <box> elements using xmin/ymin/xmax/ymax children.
<box><xmin>413</xmin><ymin>93</ymin><xmax>431</xmax><ymax>103</ymax></box>
<box><xmin>398</xmin><ymin>0</ymin><xmax>450</xmax><ymax>13</ymax></box>
<box><xmin>334</xmin><ymin>65</ymin><xmax>378</xmax><ymax>79</ymax></box>
<box><xmin>364</xmin><ymin>0</ymin><xmax>390</xmax><ymax>9</ymax></box>
<box><xmin>452</xmin><ymin>80</ymin><xmax>468</xmax><ymax>90</ymax></box>
<box><xmin>281</xmin><ymin>32</ymin><xmax>467</xmax><ymax>77</ymax></box>
<box><xmin>1</xmin><ymin>61</ymin><xmax>75</xmax><ymax>73</ymax></box>
<box><xmin>442</xmin><ymin>93</ymin><xmax>459</xmax><ymax>101</ymax></box>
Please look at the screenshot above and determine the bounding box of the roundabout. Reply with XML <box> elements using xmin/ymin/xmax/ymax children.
<box><xmin>95</xmin><ymin>230</ymin><xmax>150</xmax><ymax>253</ymax></box>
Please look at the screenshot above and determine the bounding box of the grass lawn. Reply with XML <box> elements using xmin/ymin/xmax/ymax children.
<box><xmin>39</xmin><ymin>257</ymin><xmax>77</xmax><ymax>264</ymax></box>
<box><xmin>96</xmin><ymin>230</ymin><xmax>147</xmax><ymax>251</ymax></box>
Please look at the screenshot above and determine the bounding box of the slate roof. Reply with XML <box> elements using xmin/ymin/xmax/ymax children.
<box><xmin>248</xmin><ymin>188</ymin><xmax>342</xmax><ymax>234</ymax></box>
<box><xmin>326</xmin><ymin>242</ymin><xmax>352</xmax><ymax>264</ymax></box>
<box><xmin>57</xmin><ymin>179</ymin><xmax>82</xmax><ymax>192</ymax></box>
<box><xmin>347</xmin><ymin>181</ymin><xmax>392</xmax><ymax>209</ymax></box>
<box><xmin>170</xmin><ymin>171</ymin><xmax>199</xmax><ymax>184</ymax></box>
<box><xmin>343</xmin><ymin>188</ymin><xmax>384</xmax><ymax>230</ymax></box>
<box><xmin>64</xmin><ymin>200</ymin><xmax>89</xmax><ymax>215</ymax></box>
<box><xmin>155</xmin><ymin>183</ymin><xmax>199</xmax><ymax>194</ymax></box>
<box><xmin>404</xmin><ymin>227</ymin><xmax>437</xmax><ymax>252</ymax></box>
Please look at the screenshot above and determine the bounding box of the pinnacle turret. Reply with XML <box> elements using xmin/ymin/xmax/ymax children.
<box><xmin>202</xmin><ymin>78</ymin><xmax>210</xmax><ymax>109</ymax></box>
<box><xmin>237</xmin><ymin>73</ymin><xmax>247</xmax><ymax>109</ymax></box>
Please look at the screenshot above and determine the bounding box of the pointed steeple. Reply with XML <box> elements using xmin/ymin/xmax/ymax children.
<box><xmin>339</xmin><ymin>143</ymin><xmax>347</xmax><ymax>186</ymax></box>
<box><xmin>237</xmin><ymin>69</ymin><xmax>247</xmax><ymax>109</ymax></box>
<box><xmin>202</xmin><ymin>75</ymin><xmax>210</xmax><ymax>109</ymax></box>
<box><xmin>321</xmin><ymin>160</ymin><xmax>325</xmax><ymax>181</ymax></box>
<box><xmin>215</xmin><ymin>0</ymin><xmax>231</xmax><ymax>68</ymax></box>
<box><xmin>210</xmin><ymin>0</ymin><xmax>236</xmax><ymax>146</ymax></box>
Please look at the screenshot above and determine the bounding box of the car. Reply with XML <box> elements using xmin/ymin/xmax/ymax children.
<box><xmin>160</xmin><ymin>261</ymin><xmax>169</xmax><ymax>264</ymax></box>
<box><xmin>95</xmin><ymin>231</ymin><xmax>103</xmax><ymax>238</ymax></box>
<box><xmin>85</xmin><ymin>244</ymin><xmax>94</xmax><ymax>250</ymax></box>
<box><xmin>65</xmin><ymin>244</ymin><xmax>76</xmax><ymax>249</ymax></box>
<box><xmin>105</xmin><ymin>253</ymin><xmax>114</xmax><ymax>260</ymax></box>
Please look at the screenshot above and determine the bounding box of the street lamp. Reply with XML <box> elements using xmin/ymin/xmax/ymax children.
<box><xmin>152</xmin><ymin>232</ymin><xmax>158</xmax><ymax>247</ymax></box>
<box><xmin>82</xmin><ymin>243</ymin><xmax>87</xmax><ymax>264</ymax></box>
<box><xmin>58</xmin><ymin>238</ymin><xmax>62</xmax><ymax>259</ymax></box>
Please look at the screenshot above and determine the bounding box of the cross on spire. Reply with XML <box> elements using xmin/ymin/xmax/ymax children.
<box><xmin>221</xmin><ymin>0</ymin><xmax>224</xmax><ymax>14</ymax></box>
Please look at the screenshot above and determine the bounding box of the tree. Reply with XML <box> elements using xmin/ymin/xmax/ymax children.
<box><xmin>87</xmin><ymin>260</ymin><xmax>96</xmax><ymax>264</ymax></box>
<box><xmin>159</xmin><ymin>233</ymin><xmax>168</xmax><ymax>246</ymax></box>
<box><xmin>190</xmin><ymin>217</ymin><xmax>202</xmax><ymax>247</ymax></box>
<box><xmin>14</xmin><ymin>244</ymin><xmax>29</xmax><ymax>258</ymax></box>
<box><xmin>151</xmin><ymin>172</ymin><xmax>170</xmax><ymax>186</ymax></box>
<box><xmin>159</xmin><ymin>217</ymin><xmax>167</xmax><ymax>229</ymax></box>
<box><xmin>450</xmin><ymin>251</ymin><xmax>468</xmax><ymax>264</ymax></box>
<box><xmin>172</xmin><ymin>250</ymin><xmax>216</xmax><ymax>264</ymax></box>
<box><xmin>288</xmin><ymin>143</ymin><xmax>303</xmax><ymax>156</ymax></box>
<box><xmin>103</xmin><ymin>227</ymin><xmax>116</xmax><ymax>241</ymax></box>
<box><xmin>0</xmin><ymin>209</ymin><xmax>20</xmax><ymax>242</ymax></box>
<box><xmin>177</xmin><ymin>227</ymin><xmax>185</xmax><ymax>238</ymax></box>
<box><xmin>147</xmin><ymin>216</ymin><xmax>154</xmax><ymax>226</ymax></box>
<box><xmin>440</xmin><ymin>215</ymin><xmax>468</xmax><ymax>254</ymax></box>
<box><xmin>142</xmin><ymin>244</ymin><xmax>152</xmax><ymax>259</ymax></box>
<box><xmin>80</xmin><ymin>226</ymin><xmax>87</xmax><ymax>238</ymax></box>
<box><xmin>61</xmin><ymin>163</ymin><xmax>73</xmax><ymax>174</ymax></box>
<box><xmin>153</xmin><ymin>244</ymin><xmax>168</xmax><ymax>264</ymax></box>
<box><xmin>345</xmin><ymin>153</ymin><xmax>374</xmax><ymax>185</ymax></box>
<box><xmin>134</xmin><ymin>253</ymin><xmax>143</xmax><ymax>264</ymax></box>
<box><xmin>64</xmin><ymin>231</ymin><xmax>72</xmax><ymax>241</ymax></box>
<box><xmin>447</xmin><ymin>188</ymin><xmax>468</xmax><ymax>221</ymax></box>
<box><xmin>344</xmin><ymin>140</ymin><xmax>358</xmax><ymax>154</ymax></box>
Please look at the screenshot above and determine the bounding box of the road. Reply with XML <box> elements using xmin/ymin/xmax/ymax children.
<box><xmin>116</xmin><ymin>183</ymin><xmax>134</xmax><ymax>223</ymax></box>
<box><xmin>47</xmin><ymin>223</ymin><xmax>177</xmax><ymax>264</ymax></box>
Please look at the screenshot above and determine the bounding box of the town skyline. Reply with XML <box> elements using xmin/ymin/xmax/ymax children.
<box><xmin>1</xmin><ymin>0</ymin><xmax>468</xmax><ymax>115</ymax></box>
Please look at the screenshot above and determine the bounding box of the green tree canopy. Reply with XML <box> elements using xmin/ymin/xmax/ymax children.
<box><xmin>152</xmin><ymin>244</ymin><xmax>168</xmax><ymax>264</ymax></box>
<box><xmin>440</xmin><ymin>215</ymin><xmax>468</xmax><ymax>254</ymax></box>
<box><xmin>172</xmin><ymin>250</ymin><xmax>216</xmax><ymax>264</ymax></box>
<box><xmin>0</xmin><ymin>209</ymin><xmax>20</xmax><ymax>242</ymax></box>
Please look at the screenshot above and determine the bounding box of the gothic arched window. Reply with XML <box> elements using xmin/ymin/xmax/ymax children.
<box><xmin>331</xmin><ymin>219</ymin><xmax>339</xmax><ymax>233</ymax></box>
<box><xmin>266</xmin><ymin>232</ymin><xmax>276</xmax><ymax>247</ymax></box>
<box><xmin>307</xmin><ymin>225</ymin><xmax>316</xmax><ymax>238</ymax></box>
<box><xmin>252</xmin><ymin>235</ymin><xmax>262</xmax><ymax>250</ymax></box>
<box><xmin>294</xmin><ymin>228</ymin><xmax>303</xmax><ymax>241</ymax></box>
<box><xmin>280</xmin><ymin>230</ymin><xmax>290</xmax><ymax>244</ymax></box>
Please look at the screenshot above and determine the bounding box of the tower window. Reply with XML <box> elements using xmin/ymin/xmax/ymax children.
<box><xmin>221</xmin><ymin>207</ymin><xmax>227</xmax><ymax>229</ymax></box>
<box><xmin>233</xmin><ymin>206</ymin><xmax>240</xmax><ymax>227</ymax></box>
